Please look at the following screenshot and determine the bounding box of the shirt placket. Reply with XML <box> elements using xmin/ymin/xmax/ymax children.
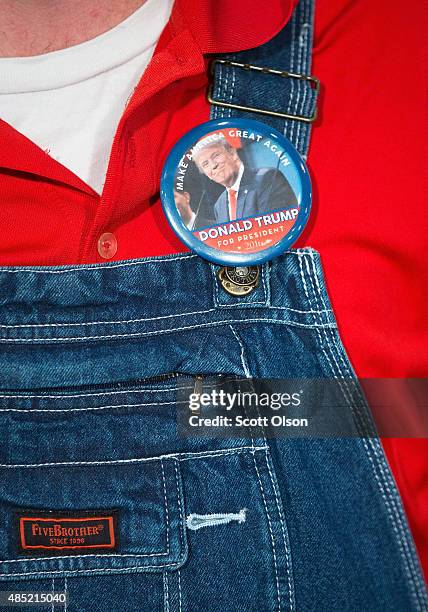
<box><xmin>79</xmin><ymin>28</ymin><xmax>207</xmax><ymax>262</ymax></box>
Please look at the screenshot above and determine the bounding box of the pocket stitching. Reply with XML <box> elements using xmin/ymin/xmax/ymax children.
<box><xmin>251</xmin><ymin>451</ymin><xmax>283</xmax><ymax>612</ymax></box>
<box><xmin>0</xmin><ymin>446</ymin><xmax>267</xmax><ymax>470</ymax></box>
<box><xmin>0</xmin><ymin>458</ymin><xmax>182</xmax><ymax>567</ymax></box>
<box><xmin>262</xmin><ymin>449</ymin><xmax>295</xmax><ymax>612</ymax></box>
<box><xmin>0</xmin><ymin>449</ymin><xmax>266</xmax><ymax>572</ymax></box>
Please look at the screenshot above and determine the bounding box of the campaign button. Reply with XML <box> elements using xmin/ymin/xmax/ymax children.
<box><xmin>160</xmin><ymin>118</ymin><xmax>312</xmax><ymax>266</ymax></box>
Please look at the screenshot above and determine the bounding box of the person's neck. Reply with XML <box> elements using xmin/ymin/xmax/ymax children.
<box><xmin>0</xmin><ymin>0</ymin><xmax>147</xmax><ymax>57</ymax></box>
<box><xmin>224</xmin><ymin>162</ymin><xmax>244</xmax><ymax>189</ymax></box>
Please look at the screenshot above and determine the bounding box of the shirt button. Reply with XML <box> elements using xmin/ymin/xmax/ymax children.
<box><xmin>97</xmin><ymin>232</ymin><xmax>117</xmax><ymax>259</ymax></box>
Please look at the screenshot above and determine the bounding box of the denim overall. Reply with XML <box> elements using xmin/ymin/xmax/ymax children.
<box><xmin>0</xmin><ymin>1</ymin><xmax>426</xmax><ymax>610</ymax></box>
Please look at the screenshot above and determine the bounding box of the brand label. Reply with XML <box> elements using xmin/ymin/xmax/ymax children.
<box><xmin>17</xmin><ymin>510</ymin><xmax>118</xmax><ymax>554</ymax></box>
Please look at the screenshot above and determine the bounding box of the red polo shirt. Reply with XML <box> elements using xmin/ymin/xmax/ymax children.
<box><xmin>0</xmin><ymin>0</ymin><xmax>427</xmax><ymax>579</ymax></box>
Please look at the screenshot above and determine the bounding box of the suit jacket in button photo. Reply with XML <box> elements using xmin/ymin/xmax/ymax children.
<box><xmin>213</xmin><ymin>166</ymin><xmax>298</xmax><ymax>225</ymax></box>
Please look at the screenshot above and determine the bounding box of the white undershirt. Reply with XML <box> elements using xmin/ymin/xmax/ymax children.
<box><xmin>0</xmin><ymin>0</ymin><xmax>173</xmax><ymax>194</ymax></box>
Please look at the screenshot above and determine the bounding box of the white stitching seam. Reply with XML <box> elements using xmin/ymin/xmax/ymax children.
<box><xmin>223</xmin><ymin>59</ymin><xmax>230</xmax><ymax>118</ymax></box>
<box><xmin>0</xmin><ymin>400</ymin><xmax>189</xmax><ymax>413</ymax></box>
<box><xmin>270</xmin><ymin>306</ymin><xmax>331</xmax><ymax>314</ymax></box>
<box><xmin>0</xmin><ymin>560</ymin><xmax>185</xmax><ymax>578</ymax></box>
<box><xmin>0</xmin><ymin>249</ymin><xmax>314</xmax><ymax>275</ymax></box>
<box><xmin>263</xmin><ymin>449</ymin><xmax>295</xmax><ymax>612</ymax></box>
<box><xmin>260</xmin><ymin>264</ymin><xmax>269</xmax><ymax>306</ymax></box>
<box><xmin>307</xmin><ymin>252</ymin><xmax>426</xmax><ymax>609</ymax></box>
<box><xmin>0</xmin><ymin>386</ymin><xmax>194</xmax><ymax>400</ymax></box>
<box><xmin>211</xmin><ymin>263</ymin><xmax>221</xmax><ymax>305</ymax></box>
<box><xmin>295</xmin><ymin>0</ymin><xmax>308</xmax><ymax>151</ymax></box>
<box><xmin>228</xmin><ymin>325</ymin><xmax>251</xmax><ymax>378</ymax></box>
<box><xmin>0</xmin><ymin>459</ymin><xmax>186</xmax><ymax>566</ymax></box>
<box><xmin>252</xmin><ymin>451</ymin><xmax>282</xmax><ymax>611</ymax></box>
<box><xmin>243</xmin><ymin>386</ymin><xmax>295</xmax><ymax>611</ymax></box>
<box><xmin>246</xmin><ymin>397</ymin><xmax>295</xmax><ymax>612</ymax></box>
<box><xmin>228</xmin><ymin>54</ymin><xmax>236</xmax><ymax>119</ymax></box>
<box><xmin>178</xmin><ymin>568</ymin><xmax>182</xmax><ymax>612</ymax></box>
<box><xmin>305</xmin><ymin>253</ymin><xmax>419</xmax><ymax>597</ymax></box>
<box><xmin>215</xmin><ymin>300</ymin><xmax>267</xmax><ymax>308</ymax></box>
<box><xmin>0</xmin><ymin>308</ymin><xmax>216</xmax><ymax>329</ymax></box>
<box><xmin>216</xmin><ymin>62</ymin><xmax>225</xmax><ymax>120</ymax></box>
<box><xmin>163</xmin><ymin>571</ymin><xmax>169</xmax><ymax>612</ymax></box>
<box><xmin>213</xmin><ymin>63</ymin><xmax>222</xmax><ymax>119</ymax></box>
<box><xmin>174</xmin><ymin>459</ymin><xmax>184</xmax><ymax>557</ymax></box>
<box><xmin>173</xmin><ymin>460</ymin><xmax>186</xmax><ymax>603</ymax></box>
<box><xmin>291</xmin><ymin>3</ymin><xmax>303</xmax><ymax>147</ymax></box>
<box><xmin>223</xmin><ymin>58</ymin><xmax>230</xmax><ymax>117</ymax></box>
<box><xmin>302</xmin><ymin>251</ymin><xmax>425</xmax><ymax>610</ymax></box>
<box><xmin>0</xmin><ymin>446</ymin><xmax>267</xmax><ymax>470</ymax></box>
<box><xmin>218</xmin><ymin>305</ymin><xmax>331</xmax><ymax>314</ymax></box>
<box><xmin>0</xmin><ymin>317</ymin><xmax>336</xmax><ymax>343</ymax></box>
<box><xmin>286</xmin><ymin>4</ymin><xmax>297</xmax><ymax>142</ymax></box>
<box><xmin>0</xmin><ymin>305</ymin><xmax>331</xmax><ymax>330</ymax></box>
<box><xmin>161</xmin><ymin>460</ymin><xmax>170</xmax><ymax>555</ymax></box>
<box><xmin>299</xmin><ymin>254</ymin><xmax>370</xmax><ymax>437</ymax></box>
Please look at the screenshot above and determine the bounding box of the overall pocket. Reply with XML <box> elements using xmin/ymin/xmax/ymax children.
<box><xmin>0</xmin><ymin>455</ymin><xmax>187</xmax><ymax>580</ymax></box>
<box><xmin>176</xmin><ymin>445</ymin><xmax>295</xmax><ymax>612</ymax></box>
<box><xmin>0</xmin><ymin>373</ymin><xmax>295</xmax><ymax>611</ymax></box>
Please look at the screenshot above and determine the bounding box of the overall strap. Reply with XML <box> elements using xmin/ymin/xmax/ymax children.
<box><xmin>208</xmin><ymin>0</ymin><xmax>318</xmax><ymax>158</ymax></box>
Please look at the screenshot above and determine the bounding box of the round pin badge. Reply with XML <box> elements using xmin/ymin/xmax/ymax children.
<box><xmin>160</xmin><ymin>118</ymin><xmax>312</xmax><ymax>266</ymax></box>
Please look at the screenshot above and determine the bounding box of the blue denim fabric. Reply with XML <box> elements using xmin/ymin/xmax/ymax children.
<box><xmin>210</xmin><ymin>0</ymin><xmax>318</xmax><ymax>156</ymax></box>
<box><xmin>0</xmin><ymin>250</ymin><xmax>426</xmax><ymax>611</ymax></box>
<box><xmin>0</xmin><ymin>0</ymin><xmax>427</xmax><ymax>610</ymax></box>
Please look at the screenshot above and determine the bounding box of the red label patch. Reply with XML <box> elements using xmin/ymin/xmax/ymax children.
<box><xmin>17</xmin><ymin>510</ymin><xmax>118</xmax><ymax>554</ymax></box>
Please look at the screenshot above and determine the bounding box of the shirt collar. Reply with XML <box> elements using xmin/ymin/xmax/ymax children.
<box><xmin>0</xmin><ymin>0</ymin><xmax>296</xmax><ymax>180</ymax></box>
<box><xmin>172</xmin><ymin>0</ymin><xmax>296</xmax><ymax>54</ymax></box>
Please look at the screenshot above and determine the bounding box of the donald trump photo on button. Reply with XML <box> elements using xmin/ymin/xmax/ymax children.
<box><xmin>174</xmin><ymin>133</ymin><xmax>297</xmax><ymax>231</ymax></box>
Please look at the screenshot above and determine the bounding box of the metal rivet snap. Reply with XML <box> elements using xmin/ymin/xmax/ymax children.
<box><xmin>218</xmin><ymin>266</ymin><xmax>260</xmax><ymax>296</ymax></box>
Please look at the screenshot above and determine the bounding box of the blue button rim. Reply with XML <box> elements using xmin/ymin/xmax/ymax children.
<box><xmin>160</xmin><ymin>118</ymin><xmax>312</xmax><ymax>266</ymax></box>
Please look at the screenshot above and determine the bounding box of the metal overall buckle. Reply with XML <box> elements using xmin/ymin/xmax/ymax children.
<box><xmin>207</xmin><ymin>59</ymin><xmax>320</xmax><ymax>124</ymax></box>
<box><xmin>217</xmin><ymin>266</ymin><xmax>260</xmax><ymax>296</ymax></box>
